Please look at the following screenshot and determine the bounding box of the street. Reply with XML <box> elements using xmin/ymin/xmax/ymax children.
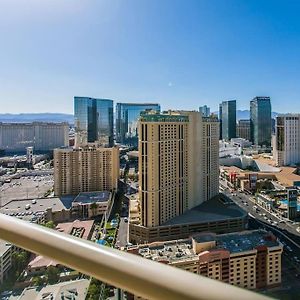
<box><xmin>220</xmin><ymin>180</ymin><xmax>300</xmax><ymax>298</ymax></box>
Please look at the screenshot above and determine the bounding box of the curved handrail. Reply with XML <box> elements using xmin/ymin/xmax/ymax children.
<box><xmin>0</xmin><ymin>214</ymin><xmax>272</xmax><ymax>300</ymax></box>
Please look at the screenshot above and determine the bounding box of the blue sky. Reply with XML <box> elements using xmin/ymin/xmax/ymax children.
<box><xmin>1</xmin><ymin>0</ymin><xmax>300</xmax><ymax>114</ymax></box>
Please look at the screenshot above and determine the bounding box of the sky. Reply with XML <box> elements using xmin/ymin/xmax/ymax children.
<box><xmin>1</xmin><ymin>0</ymin><xmax>300</xmax><ymax>114</ymax></box>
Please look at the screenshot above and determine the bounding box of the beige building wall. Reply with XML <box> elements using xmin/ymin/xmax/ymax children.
<box><xmin>229</xmin><ymin>252</ymin><xmax>257</xmax><ymax>290</ymax></box>
<box><xmin>266</xmin><ymin>248</ymin><xmax>282</xmax><ymax>286</ymax></box>
<box><xmin>54</xmin><ymin>145</ymin><xmax>119</xmax><ymax>196</ymax></box>
<box><xmin>138</xmin><ymin>111</ymin><xmax>219</xmax><ymax>227</ymax></box>
<box><xmin>170</xmin><ymin>257</ymin><xmax>199</xmax><ymax>274</ymax></box>
<box><xmin>139</xmin><ymin>113</ymin><xmax>189</xmax><ymax>227</ymax></box>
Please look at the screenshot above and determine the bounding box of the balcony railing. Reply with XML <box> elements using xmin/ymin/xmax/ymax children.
<box><xmin>0</xmin><ymin>213</ymin><xmax>272</xmax><ymax>300</ymax></box>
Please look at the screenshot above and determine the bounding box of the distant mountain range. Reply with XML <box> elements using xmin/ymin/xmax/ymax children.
<box><xmin>0</xmin><ymin>110</ymin><xmax>280</xmax><ymax>124</ymax></box>
<box><xmin>213</xmin><ymin>110</ymin><xmax>279</xmax><ymax>120</ymax></box>
<box><xmin>0</xmin><ymin>113</ymin><xmax>74</xmax><ymax>124</ymax></box>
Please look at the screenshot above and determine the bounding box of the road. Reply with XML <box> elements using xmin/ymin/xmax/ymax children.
<box><xmin>115</xmin><ymin>217</ymin><xmax>129</xmax><ymax>248</ymax></box>
<box><xmin>220</xmin><ymin>179</ymin><xmax>300</xmax><ymax>297</ymax></box>
<box><xmin>220</xmin><ymin>179</ymin><xmax>300</xmax><ymax>237</ymax></box>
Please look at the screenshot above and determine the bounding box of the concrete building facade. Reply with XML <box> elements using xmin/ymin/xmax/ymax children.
<box><xmin>237</xmin><ymin>119</ymin><xmax>251</xmax><ymax>141</ymax></box>
<box><xmin>138</xmin><ymin>111</ymin><xmax>219</xmax><ymax>227</ymax></box>
<box><xmin>274</xmin><ymin>114</ymin><xmax>300</xmax><ymax>166</ymax></box>
<box><xmin>0</xmin><ymin>240</ymin><xmax>13</xmax><ymax>284</ymax></box>
<box><xmin>54</xmin><ymin>145</ymin><xmax>119</xmax><ymax>196</ymax></box>
<box><xmin>0</xmin><ymin>122</ymin><xmax>69</xmax><ymax>153</ymax></box>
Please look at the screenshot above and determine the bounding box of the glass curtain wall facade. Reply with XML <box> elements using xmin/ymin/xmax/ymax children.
<box><xmin>74</xmin><ymin>97</ymin><xmax>113</xmax><ymax>147</ymax></box>
<box><xmin>116</xmin><ymin>103</ymin><xmax>160</xmax><ymax>146</ymax></box>
<box><xmin>220</xmin><ymin>100</ymin><xmax>236</xmax><ymax>141</ymax></box>
<box><xmin>250</xmin><ymin>97</ymin><xmax>271</xmax><ymax>147</ymax></box>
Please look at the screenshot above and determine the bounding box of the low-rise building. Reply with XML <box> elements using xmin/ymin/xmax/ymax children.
<box><xmin>71</xmin><ymin>191</ymin><xmax>113</xmax><ymax>219</ymax></box>
<box><xmin>0</xmin><ymin>191</ymin><xmax>114</xmax><ymax>223</ymax></box>
<box><xmin>0</xmin><ymin>197</ymin><xmax>71</xmax><ymax>224</ymax></box>
<box><xmin>10</xmin><ymin>279</ymin><xmax>89</xmax><ymax>300</ymax></box>
<box><xmin>27</xmin><ymin>220</ymin><xmax>94</xmax><ymax>275</ymax></box>
<box><xmin>128</xmin><ymin>230</ymin><xmax>283</xmax><ymax>290</ymax></box>
<box><xmin>0</xmin><ymin>240</ymin><xmax>13</xmax><ymax>284</ymax></box>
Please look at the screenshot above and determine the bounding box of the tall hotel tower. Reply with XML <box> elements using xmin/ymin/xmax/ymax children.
<box><xmin>274</xmin><ymin>114</ymin><xmax>300</xmax><ymax>166</ymax></box>
<box><xmin>138</xmin><ymin>111</ymin><xmax>219</xmax><ymax>227</ymax></box>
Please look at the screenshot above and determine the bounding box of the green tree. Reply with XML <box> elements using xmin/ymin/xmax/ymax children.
<box><xmin>32</xmin><ymin>276</ymin><xmax>45</xmax><ymax>286</ymax></box>
<box><xmin>43</xmin><ymin>221</ymin><xmax>55</xmax><ymax>229</ymax></box>
<box><xmin>87</xmin><ymin>278</ymin><xmax>102</xmax><ymax>300</ymax></box>
<box><xmin>12</xmin><ymin>251</ymin><xmax>28</xmax><ymax>275</ymax></box>
<box><xmin>46</xmin><ymin>266</ymin><xmax>60</xmax><ymax>284</ymax></box>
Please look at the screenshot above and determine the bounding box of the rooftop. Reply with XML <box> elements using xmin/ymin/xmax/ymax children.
<box><xmin>73</xmin><ymin>191</ymin><xmax>111</xmax><ymax>204</ymax></box>
<box><xmin>129</xmin><ymin>230</ymin><xmax>280</xmax><ymax>264</ymax></box>
<box><xmin>275</xmin><ymin>167</ymin><xmax>300</xmax><ymax>186</ymax></box>
<box><xmin>28</xmin><ymin>255</ymin><xmax>59</xmax><ymax>269</ymax></box>
<box><xmin>29</xmin><ymin>220</ymin><xmax>94</xmax><ymax>270</ymax></box>
<box><xmin>55</xmin><ymin>219</ymin><xmax>94</xmax><ymax>240</ymax></box>
<box><xmin>10</xmin><ymin>279</ymin><xmax>89</xmax><ymax>300</ymax></box>
<box><xmin>0</xmin><ymin>197</ymin><xmax>68</xmax><ymax>221</ymax></box>
<box><xmin>163</xmin><ymin>195</ymin><xmax>247</xmax><ymax>226</ymax></box>
<box><xmin>131</xmin><ymin>239</ymin><xmax>196</xmax><ymax>264</ymax></box>
<box><xmin>194</xmin><ymin>230</ymin><xmax>280</xmax><ymax>254</ymax></box>
<box><xmin>139</xmin><ymin>111</ymin><xmax>189</xmax><ymax>123</ymax></box>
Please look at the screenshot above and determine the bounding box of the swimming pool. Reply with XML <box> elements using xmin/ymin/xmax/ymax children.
<box><xmin>279</xmin><ymin>199</ymin><xmax>300</xmax><ymax>211</ymax></box>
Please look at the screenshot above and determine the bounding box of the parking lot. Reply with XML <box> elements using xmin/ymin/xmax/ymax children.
<box><xmin>0</xmin><ymin>175</ymin><xmax>54</xmax><ymax>206</ymax></box>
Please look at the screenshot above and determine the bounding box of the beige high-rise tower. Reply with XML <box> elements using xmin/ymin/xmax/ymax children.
<box><xmin>54</xmin><ymin>144</ymin><xmax>119</xmax><ymax>196</ymax></box>
<box><xmin>138</xmin><ymin>111</ymin><xmax>219</xmax><ymax>227</ymax></box>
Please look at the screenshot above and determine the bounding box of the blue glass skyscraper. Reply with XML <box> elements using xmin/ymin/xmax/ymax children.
<box><xmin>250</xmin><ymin>97</ymin><xmax>272</xmax><ymax>147</ymax></box>
<box><xmin>219</xmin><ymin>100</ymin><xmax>236</xmax><ymax>141</ymax></box>
<box><xmin>116</xmin><ymin>103</ymin><xmax>160</xmax><ymax>146</ymax></box>
<box><xmin>74</xmin><ymin>97</ymin><xmax>113</xmax><ymax>147</ymax></box>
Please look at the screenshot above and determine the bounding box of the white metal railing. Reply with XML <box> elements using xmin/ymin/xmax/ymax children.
<box><xmin>0</xmin><ymin>214</ymin><xmax>273</xmax><ymax>300</ymax></box>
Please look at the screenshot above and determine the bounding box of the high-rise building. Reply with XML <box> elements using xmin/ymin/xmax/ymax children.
<box><xmin>274</xmin><ymin>114</ymin><xmax>300</xmax><ymax>166</ymax></box>
<box><xmin>250</xmin><ymin>97</ymin><xmax>272</xmax><ymax>147</ymax></box>
<box><xmin>74</xmin><ymin>97</ymin><xmax>113</xmax><ymax>147</ymax></box>
<box><xmin>128</xmin><ymin>230</ymin><xmax>283</xmax><ymax>291</ymax></box>
<box><xmin>287</xmin><ymin>188</ymin><xmax>298</xmax><ymax>220</ymax></box>
<box><xmin>219</xmin><ymin>103</ymin><xmax>223</xmax><ymax>140</ymax></box>
<box><xmin>54</xmin><ymin>145</ymin><xmax>119</xmax><ymax>196</ymax></box>
<box><xmin>0</xmin><ymin>122</ymin><xmax>69</xmax><ymax>153</ymax></box>
<box><xmin>237</xmin><ymin>119</ymin><xmax>251</xmax><ymax>141</ymax></box>
<box><xmin>220</xmin><ymin>100</ymin><xmax>236</xmax><ymax>141</ymax></box>
<box><xmin>199</xmin><ymin>105</ymin><xmax>210</xmax><ymax>117</ymax></box>
<box><xmin>115</xmin><ymin>103</ymin><xmax>160</xmax><ymax>146</ymax></box>
<box><xmin>138</xmin><ymin>110</ymin><xmax>219</xmax><ymax>227</ymax></box>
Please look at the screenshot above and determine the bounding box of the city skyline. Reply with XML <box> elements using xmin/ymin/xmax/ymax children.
<box><xmin>1</xmin><ymin>0</ymin><xmax>300</xmax><ymax>113</ymax></box>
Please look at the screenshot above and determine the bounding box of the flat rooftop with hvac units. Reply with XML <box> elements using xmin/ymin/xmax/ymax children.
<box><xmin>127</xmin><ymin>230</ymin><xmax>283</xmax><ymax>291</ymax></box>
<box><xmin>129</xmin><ymin>194</ymin><xmax>248</xmax><ymax>244</ymax></box>
<box><xmin>0</xmin><ymin>191</ymin><xmax>113</xmax><ymax>223</ymax></box>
